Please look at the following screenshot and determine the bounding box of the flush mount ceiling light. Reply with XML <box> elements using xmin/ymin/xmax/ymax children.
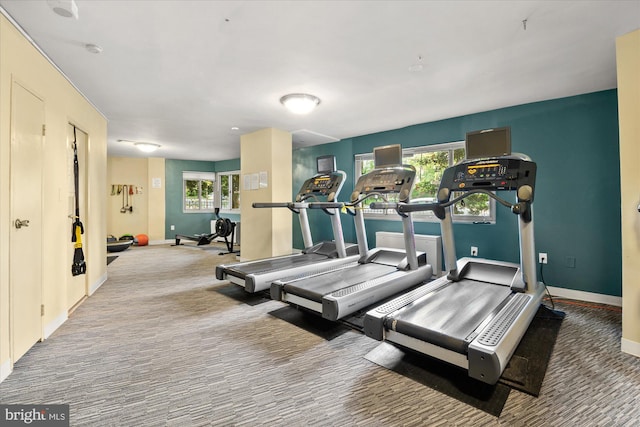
<box><xmin>134</xmin><ymin>142</ymin><xmax>161</xmax><ymax>153</ymax></box>
<box><xmin>46</xmin><ymin>0</ymin><xmax>79</xmax><ymax>19</ymax></box>
<box><xmin>280</xmin><ymin>93</ymin><xmax>321</xmax><ymax>115</ymax></box>
<box><xmin>119</xmin><ymin>140</ymin><xmax>161</xmax><ymax>153</ymax></box>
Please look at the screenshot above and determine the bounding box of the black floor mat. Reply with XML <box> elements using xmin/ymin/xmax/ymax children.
<box><xmin>212</xmin><ymin>283</ymin><xmax>270</xmax><ymax>306</ymax></box>
<box><xmin>365</xmin><ymin>343</ymin><xmax>511</xmax><ymax>417</ymax></box>
<box><xmin>269</xmin><ymin>306</ymin><xmax>351</xmax><ymax>341</ymax></box>
<box><xmin>364</xmin><ymin>305</ymin><xmax>564</xmax><ymax>417</ymax></box>
<box><xmin>106</xmin><ymin>256</ymin><xmax>118</xmax><ymax>265</ymax></box>
<box><xmin>500</xmin><ymin>305</ymin><xmax>565</xmax><ymax>396</ymax></box>
<box><xmin>340</xmin><ymin>310</ymin><xmax>366</xmax><ymax>331</ymax></box>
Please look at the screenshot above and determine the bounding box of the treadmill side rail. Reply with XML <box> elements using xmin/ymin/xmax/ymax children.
<box><xmin>244</xmin><ymin>254</ymin><xmax>359</xmax><ymax>293</ymax></box>
<box><xmin>217</xmin><ymin>252</ymin><xmax>307</xmax><ymax>280</ymax></box>
<box><xmin>227</xmin><ymin>275</ymin><xmax>246</xmax><ymax>288</ymax></box>
<box><xmin>281</xmin><ymin>293</ymin><xmax>323</xmax><ymax>313</ymax></box>
<box><xmin>386</xmin><ymin>330</ymin><xmax>469</xmax><ymax>370</ymax></box>
<box><xmin>217</xmin><ymin>253</ymin><xmax>359</xmax><ymax>292</ymax></box>
<box><xmin>323</xmin><ymin>266</ymin><xmax>432</xmax><ymax>321</ymax></box>
<box><xmin>363</xmin><ymin>276</ymin><xmax>450</xmax><ymax>340</ymax></box>
<box><xmin>467</xmin><ymin>283</ymin><xmax>544</xmax><ymax>383</ymax></box>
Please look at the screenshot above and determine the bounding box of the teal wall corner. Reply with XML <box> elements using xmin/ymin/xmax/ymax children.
<box><xmin>292</xmin><ymin>90</ymin><xmax>622</xmax><ymax>297</ymax></box>
<box><xmin>165</xmin><ymin>158</ymin><xmax>241</xmax><ymax>239</ymax></box>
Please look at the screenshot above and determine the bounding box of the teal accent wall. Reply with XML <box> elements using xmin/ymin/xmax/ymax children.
<box><xmin>292</xmin><ymin>141</ymin><xmax>354</xmax><ymax>250</ymax></box>
<box><xmin>216</xmin><ymin>158</ymin><xmax>241</xmax><ymax>172</ymax></box>
<box><xmin>165</xmin><ymin>158</ymin><xmax>241</xmax><ymax>238</ymax></box>
<box><xmin>292</xmin><ymin>90</ymin><xmax>622</xmax><ymax>297</ymax></box>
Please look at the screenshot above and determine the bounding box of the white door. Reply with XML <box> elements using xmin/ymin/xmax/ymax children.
<box><xmin>10</xmin><ymin>82</ymin><xmax>44</xmax><ymax>362</ymax></box>
<box><xmin>67</xmin><ymin>125</ymin><xmax>88</xmax><ymax>310</ymax></box>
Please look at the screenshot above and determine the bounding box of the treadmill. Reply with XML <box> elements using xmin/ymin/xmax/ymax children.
<box><xmin>364</xmin><ymin>153</ymin><xmax>544</xmax><ymax>384</ymax></box>
<box><xmin>270</xmin><ymin>144</ymin><xmax>433</xmax><ymax>321</ymax></box>
<box><xmin>215</xmin><ymin>155</ymin><xmax>359</xmax><ymax>293</ymax></box>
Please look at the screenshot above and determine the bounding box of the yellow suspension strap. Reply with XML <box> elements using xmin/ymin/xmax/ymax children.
<box><xmin>71</xmin><ymin>126</ymin><xmax>86</xmax><ymax>276</ymax></box>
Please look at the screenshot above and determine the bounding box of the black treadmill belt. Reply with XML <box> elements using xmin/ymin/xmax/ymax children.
<box><xmin>390</xmin><ymin>279</ymin><xmax>513</xmax><ymax>353</ymax></box>
<box><xmin>226</xmin><ymin>253</ymin><xmax>328</xmax><ymax>277</ymax></box>
<box><xmin>283</xmin><ymin>263</ymin><xmax>394</xmax><ymax>303</ymax></box>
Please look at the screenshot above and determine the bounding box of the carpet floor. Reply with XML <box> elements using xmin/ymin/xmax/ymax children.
<box><xmin>1</xmin><ymin>244</ymin><xmax>639</xmax><ymax>426</ymax></box>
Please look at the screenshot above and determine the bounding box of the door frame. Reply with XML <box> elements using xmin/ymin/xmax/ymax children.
<box><xmin>9</xmin><ymin>79</ymin><xmax>45</xmax><ymax>363</ymax></box>
<box><xmin>67</xmin><ymin>123</ymin><xmax>89</xmax><ymax>311</ymax></box>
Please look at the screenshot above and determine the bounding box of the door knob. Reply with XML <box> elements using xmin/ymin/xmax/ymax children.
<box><xmin>14</xmin><ymin>218</ymin><xmax>30</xmax><ymax>229</ymax></box>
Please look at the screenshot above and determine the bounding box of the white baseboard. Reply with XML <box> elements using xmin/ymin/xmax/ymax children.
<box><xmin>44</xmin><ymin>311</ymin><xmax>68</xmax><ymax>339</ymax></box>
<box><xmin>89</xmin><ymin>271</ymin><xmax>107</xmax><ymax>296</ymax></box>
<box><xmin>547</xmin><ymin>285</ymin><xmax>622</xmax><ymax>307</ymax></box>
<box><xmin>0</xmin><ymin>359</ymin><xmax>11</xmax><ymax>384</ymax></box>
<box><xmin>621</xmin><ymin>338</ymin><xmax>640</xmax><ymax>358</ymax></box>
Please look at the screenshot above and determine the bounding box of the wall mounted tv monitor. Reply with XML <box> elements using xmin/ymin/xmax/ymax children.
<box><xmin>465</xmin><ymin>127</ymin><xmax>511</xmax><ymax>159</ymax></box>
<box><xmin>374</xmin><ymin>144</ymin><xmax>402</xmax><ymax>168</ymax></box>
<box><xmin>316</xmin><ymin>155</ymin><xmax>337</xmax><ymax>174</ymax></box>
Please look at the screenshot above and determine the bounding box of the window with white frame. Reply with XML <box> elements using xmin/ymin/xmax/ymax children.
<box><xmin>218</xmin><ymin>171</ymin><xmax>240</xmax><ymax>212</ymax></box>
<box><xmin>354</xmin><ymin>141</ymin><xmax>495</xmax><ymax>222</ymax></box>
<box><xmin>183</xmin><ymin>171</ymin><xmax>216</xmax><ymax>212</ymax></box>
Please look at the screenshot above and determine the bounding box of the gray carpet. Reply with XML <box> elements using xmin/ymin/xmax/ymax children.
<box><xmin>1</xmin><ymin>244</ymin><xmax>639</xmax><ymax>426</ymax></box>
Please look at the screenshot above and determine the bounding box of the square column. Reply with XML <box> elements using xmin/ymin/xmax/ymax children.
<box><xmin>240</xmin><ymin>128</ymin><xmax>292</xmax><ymax>260</ymax></box>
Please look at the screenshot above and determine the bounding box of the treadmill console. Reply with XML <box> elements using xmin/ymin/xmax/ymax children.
<box><xmin>440</xmin><ymin>157</ymin><xmax>536</xmax><ymax>199</ymax></box>
<box><xmin>296</xmin><ymin>172</ymin><xmax>345</xmax><ymax>202</ymax></box>
<box><xmin>352</xmin><ymin>165</ymin><xmax>416</xmax><ymax>203</ymax></box>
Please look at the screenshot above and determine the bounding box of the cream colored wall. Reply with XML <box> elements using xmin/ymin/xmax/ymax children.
<box><xmin>616</xmin><ymin>28</ymin><xmax>640</xmax><ymax>357</ymax></box>
<box><xmin>107</xmin><ymin>156</ymin><xmax>166</xmax><ymax>241</ymax></box>
<box><xmin>147</xmin><ymin>158</ymin><xmax>166</xmax><ymax>242</ymax></box>
<box><xmin>0</xmin><ymin>15</ymin><xmax>107</xmax><ymax>376</ymax></box>
<box><xmin>240</xmin><ymin>128</ymin><xmax>292</xmax><ymax>260</ymax></box>
<box><xmin>107</xmin><ymin>157</ymin><xmax>148</xmax><ymax>238</ymax></box>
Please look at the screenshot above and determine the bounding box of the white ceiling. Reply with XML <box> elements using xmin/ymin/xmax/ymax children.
<box><xmin>1</xmin><ymin>1</ymin><xmax>638</xmax><ymax>161</ymax></box>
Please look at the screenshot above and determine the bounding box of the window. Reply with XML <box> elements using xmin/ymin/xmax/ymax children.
<box><xmin>218</xmin><ymin>171</ymin><xmax>240</xmax><ymax>211</ymax></box>
<box><xmin>355</xmin><ymin>141</ymin><xmax>495</xmax><ymax>223</ymax></box>
<box><xmin>183</xmin><ymin>171</ymin><xmax>215</xmax><ymax>212</ymax></box>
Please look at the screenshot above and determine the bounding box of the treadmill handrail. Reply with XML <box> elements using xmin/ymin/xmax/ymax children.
<box><xmin>308</xmin><ymin>202</ymin><xmax>344</xmax><ymax>209</ymax></box>
<box><xmin>252</xmin><ymin>202</ymin><xmax>292</xmax><ymax>209</ymax></box>
<box><xmin>369</xmin><ymin>201</ymin><xmax>397</xmax><ymax>210</ymax></box>
<box><xmin>289</xmin><ymin>202</ymin><xmax>310</xmax><ymax>210</ymax></box>
<box><xmin>395</xmin><ymin>191</ymin><xmax>523</xmax><ymax>220</ymax></box>
<box><xmin>382</xmin><ymin>201</ymin><xmax>446</xmax><ymax>220</ymax></box>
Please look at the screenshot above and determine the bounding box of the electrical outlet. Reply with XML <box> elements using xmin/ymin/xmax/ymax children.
<box><xmin>170</xmin><ymin>225</ymin><xmax>175</xmax><ymax>230</ymax></box>
<box><xmin>471</xmin><ymin>246</ymin><xmax>478</xmax><ymax>256</ymax></box>
<box><xmin>539</xmin><ymin>252</ymin><xmax>548</xmax><ymax>264</ymax></box>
